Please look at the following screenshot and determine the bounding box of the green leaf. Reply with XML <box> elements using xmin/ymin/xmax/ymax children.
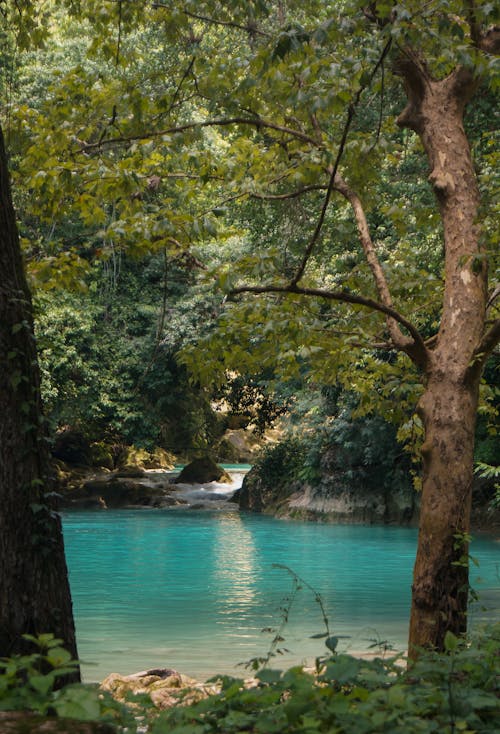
<box><xmin>46</xmin><ymin>646</ymin><xmax>72</xmax><ymax>667</ymax></box>
<box><xmin>257</xmin><ymin>669</ymin><xmax>283</xmax><ymax>684</ymax></box>
<box><xmin>444</xmin><ymin>630</ymin><xmax>459</xmax><ymax>652</ymax></box>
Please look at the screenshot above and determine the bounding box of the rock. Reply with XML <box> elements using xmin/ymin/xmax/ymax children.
<box><xmin>214</xmin><ymin>438</ymin><xmax>242</xmax><ymax>463</ymax></box>
<box><xmin>143</xmin><ymin>448</ymin><xmax>176</xmax><ymax>470</ymax></box>
<box><xmin>285</xmin><ymin>482</ymin><xmax>418</xmax><ymax>525</ymax></box>
<box><xmin>239</xmin><ymin>463</ymin><xmax>419</xmax><ymax>525</ymax></box>
<box><xmin>229</xmin><ymin>488</ymin><xmax>241</xmax><ymax>504</ymax></box>
<box><xmin>239</xmin><ymin>471</ymin><xmax>292</xmax><ymax>513</ymax></box>
<box><xmin>101</xmin><ymin>669</ymin><xmax>219</xmax><ymax>710</ymax></box>
<box><xmin>0</xmin><ymin>712</ymin><xmax>115</xmax><ymax>733</ymax></box>
<box><xmin>175</xmin><ymin>457</ymin><xmax>231</xmax><ymax>484</ymax></box>
<box><xmin>68</xmin><ymin>478</ymin><xmax>167</xmax><ymax>508</ymax></box>
<box><xmin>114</xmin><ymin>467</ymin><xmax>148</xmax><ymax>479</ymax></box>
<box><xmin>158</xmin><ymin>496</ymin><xmax>188</xmax><ymax>507</ymax></box>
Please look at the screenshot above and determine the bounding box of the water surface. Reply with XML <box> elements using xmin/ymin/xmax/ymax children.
<box><xmin>62</xmin><ymin>509</ymin><xmax>499</xmax><ymax>681</ymax></box>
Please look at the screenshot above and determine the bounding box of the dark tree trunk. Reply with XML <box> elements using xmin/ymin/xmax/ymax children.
<box><xmin>0</xmin><ymin>124</ymin><xmax>79</xmax><ymax>678</ymax></box>
<box><xmin>396</xmin><ymin>60</ymin><xmax>489</xmax><ymax>652</ymax></box>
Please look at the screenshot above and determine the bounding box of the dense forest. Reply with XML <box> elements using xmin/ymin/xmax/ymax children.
<box><xmin>0</xmin><ymin>1</ymin><xmax>499</xmax><ymax>732</ymax></box>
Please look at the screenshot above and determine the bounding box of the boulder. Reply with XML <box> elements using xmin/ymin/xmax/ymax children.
<box><xmin>68</xmin><ymin>478</ymin><xmax>166</xmax><ymax>508</ymax></box>
<box><xmin>143</xmin><ymin>447</ymin><xmax>176</xmax><ymax>470</ymax></box>
<box><xmin>101</xmin><ymin>669</ymin><xmax>219</xmax><ymax>710</ymax></box>
<box><xmin>239</xmin><ymin>463</ymin><xmax>419</xmax><ymax>525</ymax></box>
<box><xmin>114</xmin><ymin>467</ymin><xmax>147</xmax><ymax>479</ymax></box>
<box><xmin>175</xmin><ymin>457</ymin><xmax>231</xmax><ymax>484</ymax></box>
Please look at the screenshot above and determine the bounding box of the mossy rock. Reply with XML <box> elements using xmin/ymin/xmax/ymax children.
<box><xmin>175</xmin><ymin>457</ymin><xmax>231</xmax><ymax>484</ymax></box>
<box><xmin>114</xmin><ymin>445</ymin><xmax>175</xmax><ymax>472</ymax></box>
<box><xmin>72</xmin><ymin>478</ymin><xmax>165</xmax><ymax>508</ymax></box>
<box><xmin>116</xmin><ymin>446</ymin><xmax>150</xmax><ymax>470</ymax></box>
<box><xmin>142</xmin><ymin>447</ymin><xmax>176</xmax><ymax>469</ymax></box>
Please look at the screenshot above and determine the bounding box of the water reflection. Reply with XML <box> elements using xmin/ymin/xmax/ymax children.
<box><xmin>212</xmin><ymin>513</ymin><xmax>258</xmax><ymax>613</ymax></box>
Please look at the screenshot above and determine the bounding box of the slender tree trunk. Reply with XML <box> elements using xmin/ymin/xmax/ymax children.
<box><xmin>0</xmin><ymin>124</ymin><xmax>79</xmax><ymax>677</ymax></box>
<box><xmin>396</xmin><ymin>60</ymin><xmax>488</xmax><ymax>652</ymax></box>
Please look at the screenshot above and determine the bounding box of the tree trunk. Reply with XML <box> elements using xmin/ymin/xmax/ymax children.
<box><xmin>396</xmin><ymin>60</ymin><xmax>488</xmax><ymax>652</ymax></box>
<box><xmin>410</xmin><ymin>368</ymin><xmax>480</xmax><ymax>649</ymax></box>
<box><xmin>0</xmin><ymin>124</ymin><xmax>79</xmax><ymax>678</ymax></box>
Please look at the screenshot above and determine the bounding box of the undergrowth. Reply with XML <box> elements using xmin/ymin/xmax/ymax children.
<box><xmin>0</xmin><ymin>625</ymin><xmax>499</xmax><ymax>733</ymax></box>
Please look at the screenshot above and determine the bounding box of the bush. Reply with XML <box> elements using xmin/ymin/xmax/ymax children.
<box><xmin>151</xmin><ymin>625</ymin><xmax>500</xmax><ymax>734</ymax></box>
<box><xmin>1</xmin><ymin>627</ymin><xmax>499</xmax><ymax>733</ymax></box>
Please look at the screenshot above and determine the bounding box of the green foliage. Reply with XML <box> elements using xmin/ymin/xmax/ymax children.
<box><xmin>150</xmin><ymin>624</ymin><xmax>500</xmax><ymax>734</ymax></box>
<box><xmin>0</xmin><ymin>633</ymin><xmax>134</xmax><ymax>729</ymax></box>
<box><xmin>33</xmin><ymin>252</ymin><xmax>224</xmax><ymax>451</ymax></box>
<box><xmin>1</xmin><ymin>626</ymin><xmax>499</xmax><ymax>734</ymax></box>
<box><xmin>249</xmin><ymin>385</ymin><xmax>414</xmax><ymax>494</ymax></box>
<box><xmin>252</xmin><ymin>437</ymin><xmax>308</xmax><ymax>487</ymax></box>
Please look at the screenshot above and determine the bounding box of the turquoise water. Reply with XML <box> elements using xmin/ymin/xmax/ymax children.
<box><xmin>62</xmin><ymin>509</ymin><xmax>499</xmax><ymax>682</ymax></box>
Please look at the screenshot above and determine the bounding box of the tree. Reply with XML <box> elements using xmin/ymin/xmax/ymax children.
<box><xmin>9</xmin><ymin>1</ymin><xmax>500</xmax><ymax>655</ymax></box>
<box><xmin>0</xmin><ymin>122</ymin><xmax>79</xmax><ymax>669</ymax></box>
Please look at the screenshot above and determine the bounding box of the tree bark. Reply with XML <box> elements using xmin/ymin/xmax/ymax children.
<box><xmin>0</xmin><ymin>124</ymin><xmax>79</xmax><ymax>678</ymax></box>
<box><xmin>396</xmin><ymin>59</ymin><xmax>489</xmax><ymax>652</ymax></box>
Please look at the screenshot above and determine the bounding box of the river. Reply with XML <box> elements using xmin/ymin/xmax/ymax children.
<box><xmin>62</xmin><ymin>485</ymin><xmax>499</xmax><ymax>682</ymax></box>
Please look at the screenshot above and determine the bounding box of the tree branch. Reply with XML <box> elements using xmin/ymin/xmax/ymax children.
<box><xmin>486</xmin><ymin>284</ymin><xmax>500</xmax><ymax>311</ymax></box>
<box><xmin>183</xmin><ymin>9</ymin><xmax>269</xmax><ymax>38</ymax></box>
<box><xmin>471</xmin><ymin>318</ymin><xmax>500</xmax><ymax>374</ymax></box>
<box><xmin>230</xmin><ymin>281</ymin><xmax>428</xmax><ymax>367</ymax></box>
<box><xmin>252</xmin><ymin>184</ymin><xmax>326</xmax><ymax>200</ymax></box>
<box><xmin>151</xmin><ymin>4</ymin><xmax>270</xmax><ymax>38</ymax></box>
<box><xmin>332</xmin><ymin>173</ymin><xmax>428</xmax><ymax>366</ymax></box>
<box><xmin>77</xmin><ymin>116</ymin><xmax>321</xmax><ymax>153</ymax></box>
<box><xmin>290</xmin><ymin>35</ymin><xmax>392</xmax><ymax>286</ymax></box>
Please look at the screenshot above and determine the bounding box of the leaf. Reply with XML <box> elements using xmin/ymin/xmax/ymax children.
<box><xmin>444</xmin><ymin>630</ymin><xmax>459</xmax><ymax>652</ymax></box>
<box><xmin>29</xmin><ymin>673</ymin><xmax>55</xmax><ymax>696</ymax></box>
<box><xmin>46</xmin><ymin>646</ymin><xmax>72</xmax><ymax>667</ymax></box>
<box><xmin>325</xmin><ymin>636</ymin><xmax>339</xmax><ymax>652</ymax></box>
<box><xmin>53</xmin><ymin>686</ymin><xmax>101</xmax><ymax>721</ymax></box>
<box><xmin>257</xmin><ymin>669</ymin><xmax>283</xmax><ymax>684</ymax></box>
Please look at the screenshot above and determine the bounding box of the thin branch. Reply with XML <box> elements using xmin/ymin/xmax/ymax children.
<box><xmin>486</xmin><ymin>285</ymin><xmax>500</xmax><ymax>311</ymax></box>
<box><xmin>332</xmin><ymin>173</ymin><xmax>423</xmax><ymax>361</ymax></box>
<box><xmin>184</xmin><ymin>9</ymin><xmax>269</xmax><ymax>38</ymax></box>
<box><xmin>77</xmin><ymin>116</ymin><xmax>321</xmax><ymax>153</ymax></box>
<box><xmin>309</xmin><ymin>324</ymin><xmax>392</xmax><ymax>351</ymax></box>
<box><xmin>252</xmin><ymin>184</ymin><xmax>326</xmax><ymax>200</ymax></box>
<box><xmin>151</xmin><ymin>4</ymin><xmax>270</xmax><ymax>38</ymax></box>
<box><xmin>471</xmin><ymin>318</ymin><xmax>500</xmax><ymax>373</ymax></box>
<box><xmin>197</xmin><ymin>167</ymin><xmax>299</xmax><ymax>216</ymax></box>
<box><xmin>230</xmin><ymin>281</ymin><xmax>427</xmax><ymax>362</ymax></box>
<box><xmin>290</xmin><ymin>35</ymin><xmax>393</xmax><ymax>286</ymax></box>
<box><xmin>166</xmin><ymin>57</ymin><xmax>196</xmax><ymax>116</ymax></box>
